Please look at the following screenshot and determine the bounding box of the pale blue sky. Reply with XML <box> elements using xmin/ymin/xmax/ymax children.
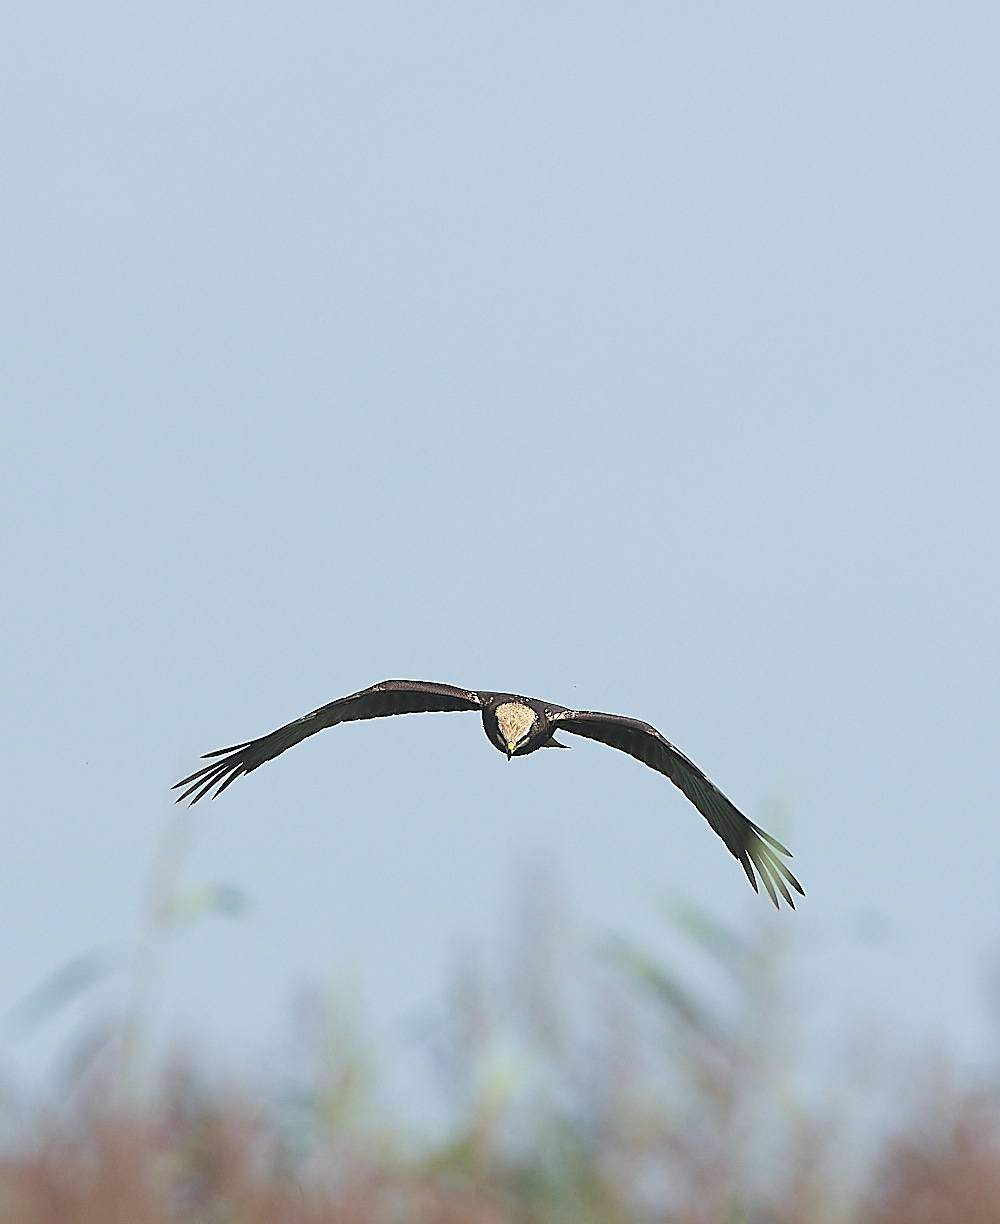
<box><xmin>2</xmin><ymin>4</ymin><xmax>999</xmax><ymax>1100</ymax></box>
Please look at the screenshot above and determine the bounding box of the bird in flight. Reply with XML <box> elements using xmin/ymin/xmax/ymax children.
<box><xmin>174</xmin><ymin>679</ymin><xmax>803</xmax><ymax>908</ymax></box>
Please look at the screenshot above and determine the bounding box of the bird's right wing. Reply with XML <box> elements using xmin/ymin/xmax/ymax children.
<box><xmin>174</xmin><ymin>680</ymin><xmax>483</xmax><ymax>804</ymax></box>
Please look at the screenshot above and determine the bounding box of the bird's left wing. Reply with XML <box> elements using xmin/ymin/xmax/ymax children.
<box><xmin>174</xmin><ymin>680</ymin><xmax>483</xmax><ymax>805</ymax></box>
<box><xmin>550</xmin><ymin>709</ymin><xmax>803</xmax><ymax>908</ymax></box>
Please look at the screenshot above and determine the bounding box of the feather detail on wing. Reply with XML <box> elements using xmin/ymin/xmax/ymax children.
<box><xmin>174</xmin><ymin>680</ymin><xmax>483</xmax><ymax>805</ymax></box>
<box><xmin>551</xmin><ymin>710</ymin><xmax>804</xmax><ymax>908</ymax></box>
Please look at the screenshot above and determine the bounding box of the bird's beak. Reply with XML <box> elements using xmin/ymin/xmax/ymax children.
<box><xmin>506</xmin><ymin>743</ymin><xmax>515</xmax><ymax>759</ymax></box>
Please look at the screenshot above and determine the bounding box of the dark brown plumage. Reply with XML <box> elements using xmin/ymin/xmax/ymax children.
<box><xmin>174</xmin><ymin>679</ymin><xmax>803</xmax><ymax>908</ymax></box>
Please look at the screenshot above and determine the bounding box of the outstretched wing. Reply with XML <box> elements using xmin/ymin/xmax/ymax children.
<box><xmin>551</xmin><ymin>709</ymin><xmax>803</xmax><ymax>908</ymax></box>
<box><xmin>174</xmin><ymin>680</ymin><xmax>483</xmax><ymax>805</ymax></box>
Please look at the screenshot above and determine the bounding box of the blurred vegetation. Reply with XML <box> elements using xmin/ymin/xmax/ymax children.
<box><xmin>3</xmin><ymin>819</ymin><xmax>1000</xmax><ymax>1223</ymax></box>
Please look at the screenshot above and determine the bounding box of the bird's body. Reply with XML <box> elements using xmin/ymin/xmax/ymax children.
<box><xmin>175</xmin><ymin>679</ymin><xmax>803</xmax><ymax>908</ymax></box>
<box><xmin>484</xmin><ymin>694</ymin><xmax>566</xmax><ymax>756</ymax></box>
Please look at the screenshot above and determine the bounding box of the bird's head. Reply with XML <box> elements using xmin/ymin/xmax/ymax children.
<box><xmin>495</xmin><ymin>701</ymin><xmax>537</xmax><ymax>759</ymax></box>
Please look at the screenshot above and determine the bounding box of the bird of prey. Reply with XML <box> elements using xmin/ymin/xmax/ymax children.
<box><xmin>174</xmin><ymin>679</ymin><xmax>803</xmax><ymax>908</ymax></box>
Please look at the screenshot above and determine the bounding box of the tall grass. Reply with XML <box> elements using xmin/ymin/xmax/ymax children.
<box><xmin>3</xmin><ymin>834</ymin><xmax>998</xmax><ymax>1222</ymax></box>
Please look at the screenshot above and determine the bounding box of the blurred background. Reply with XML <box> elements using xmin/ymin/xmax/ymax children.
<box><xmin>1</xmin><ymin>3</ymin><xmax>999</xmax><ymax>1218</ymax></box>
